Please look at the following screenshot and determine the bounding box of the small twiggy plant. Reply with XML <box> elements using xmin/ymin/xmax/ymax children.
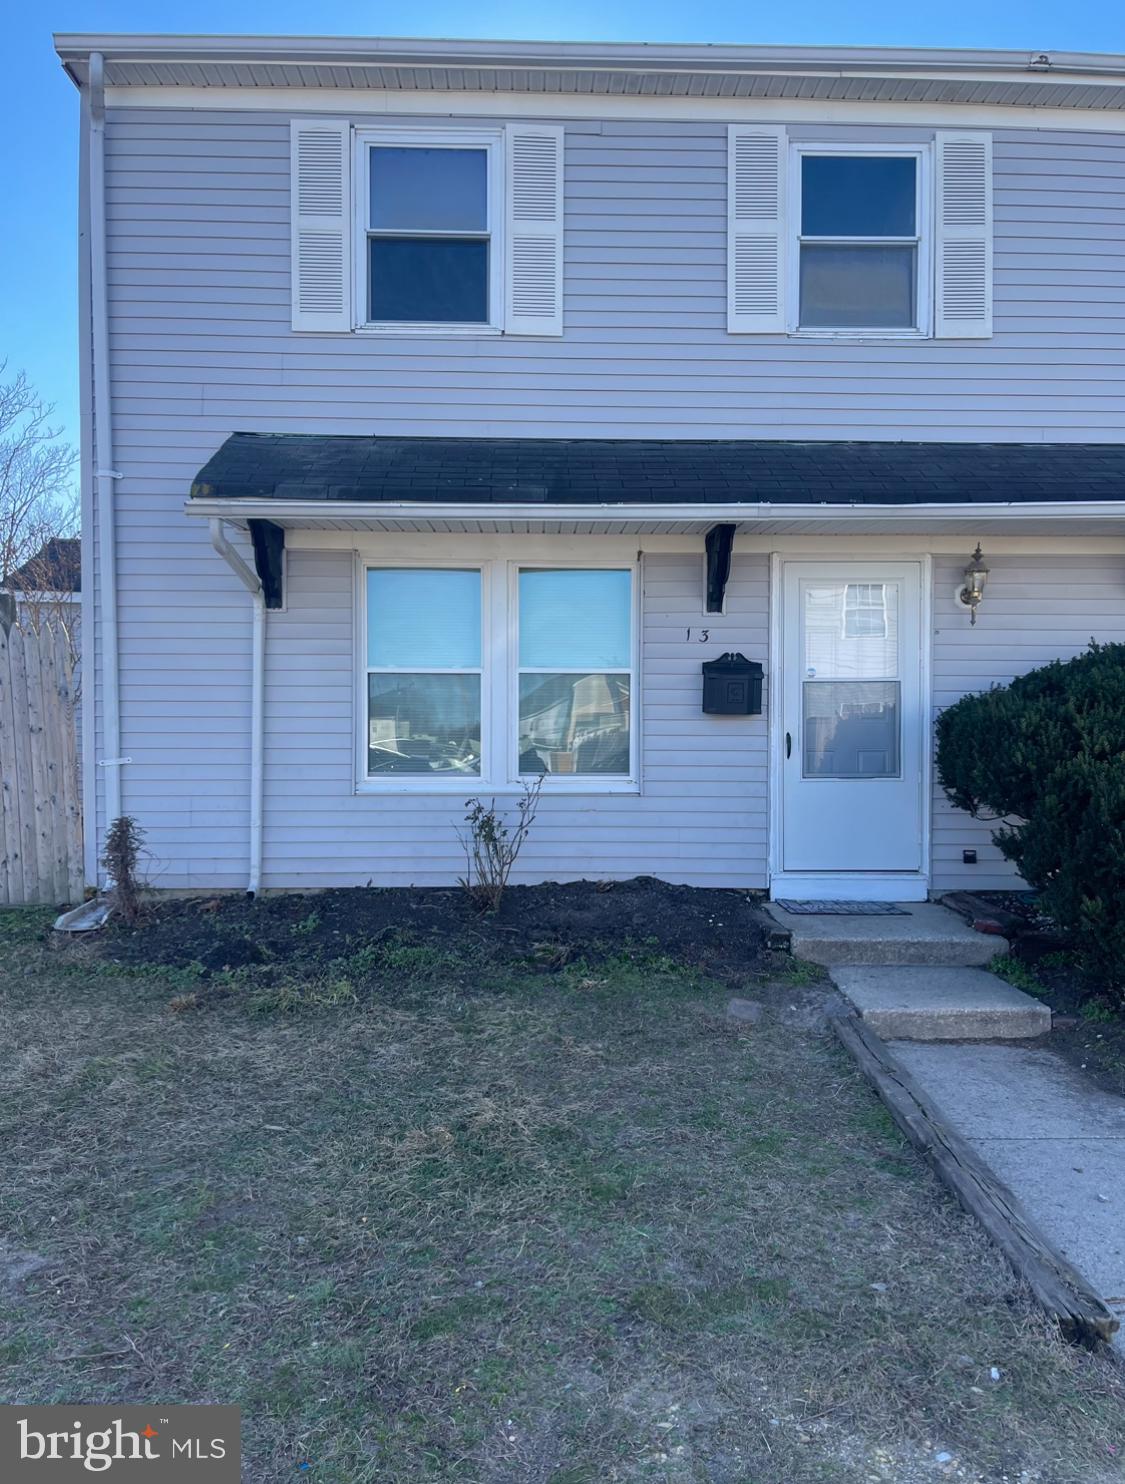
<box><xmin>101</xmin><ymin>815</ymin><xmax>146</xmax><ymax>925</ymax></box>
<box><xmin>458</xmin><ymin>777</ymin><xmax>544</xmax><ymax>913</ymax></box>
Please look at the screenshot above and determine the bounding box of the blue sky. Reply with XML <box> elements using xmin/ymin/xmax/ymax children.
<box><xmin>6</xmin><ymin>0</ymin><xmax>1125</xmax><ymax>448</ymax></box>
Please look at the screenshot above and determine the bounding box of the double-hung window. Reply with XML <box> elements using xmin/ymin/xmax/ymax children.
<box><xmin>796</xmin><ymin>149</ymin><xmax>927</xmax><ymax>333</ymax></box>
<box><xmin>361</xmin><ymin>562</ymin><xmax>636</xmax><ymax>789</ymax></box>
<box><xmin>728</xmin><ymin>126</ymin><xmax>992</xmax><ymax>339</ymax></box>
<box><xmin>357</xmin><ymin>129</ymin><xmax>502</xmax><ymax>331</ymax></box>
<box><xmin>365</xmin><ymin>568</ymin><xmax>484</xmax><ymax>777</ymax></box>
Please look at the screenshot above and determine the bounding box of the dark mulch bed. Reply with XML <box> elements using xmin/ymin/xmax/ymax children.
<box><xmin>93</xmin><ymin>877</ymin><xmax>775</xmax><ymax>988</ymax></box>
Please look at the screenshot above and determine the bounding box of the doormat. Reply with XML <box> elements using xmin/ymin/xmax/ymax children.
<box><xmin>773</xmin><ymin>899</ymin><xmax>910</xmax><ymax>916</ymax></box>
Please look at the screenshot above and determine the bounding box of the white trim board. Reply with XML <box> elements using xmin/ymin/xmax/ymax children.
<box><xmin>768</xmin><ymin>873</ymin><xmax>930</xmax><ymax>903</ymax></box>
<box><xmin>280</xmin><ymin>530</ymin><xmax>1125</xmax><ymax>556</ymax></box>
<box><xmin>104</xmin><ymin>87</ymin><xmax>1125</xmax><ymax>132</ymax></box>
<box><xmin>187</xmin><ymin>499</ymin><xmax>1125</xmax><ymax>533</ymax></box>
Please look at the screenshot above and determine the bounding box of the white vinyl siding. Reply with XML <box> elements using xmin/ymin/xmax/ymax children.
<box><xmin>259</xmin><ymin>549</ymin><xmax>768</xmax><ymax>888</ymax></box>
<box><xmin>92</xmin><ymin>105</ymin><xmax>1125</xmax><ymax>890</ymax></box>
<box><xmin>112</xmin><ymin>109</ymin><xmax>1124</xmax><ymax>441</ymax></box>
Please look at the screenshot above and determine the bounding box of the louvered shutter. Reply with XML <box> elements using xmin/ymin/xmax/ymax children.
<box><xmin>935</xmin><ymin>132</ymin><xmax>993</xmax><ymax>339</ymax></box>
<box><xmin>504</xmin><ymin>125</ymin><xmax>564</xmax><ymax>336</ymax></box>
<box><xmin>290</xmin><ymin>119</ymin><xmax>352</xmax><ymax>333</ymax></box>
<box><xmin>727</xmin><ymin>126</ymin><xmax>787</xmax><ymax>334</ymax></box>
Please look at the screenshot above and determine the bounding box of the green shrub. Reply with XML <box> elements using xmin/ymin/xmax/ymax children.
<box><xmin>936</xmin><ymin>642</ymin><xmax>1125</xmax><ymax>997</ymax></box>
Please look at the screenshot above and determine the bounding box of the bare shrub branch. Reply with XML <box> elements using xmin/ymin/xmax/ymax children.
<box><xmin>101</xmin><ymin>816</ymin><xmax>146</xmax><ymax>925</ymax></box>
<box><xmin>458</xmin><ymin>777</ymin><xmax>544</xmax><ymax>913</ymax></box>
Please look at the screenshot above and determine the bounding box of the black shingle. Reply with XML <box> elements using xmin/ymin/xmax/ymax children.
<box><xmin>189</xmin><ymin>434</ymin><xmax>1125</xmax><ymax>507</ymax></box>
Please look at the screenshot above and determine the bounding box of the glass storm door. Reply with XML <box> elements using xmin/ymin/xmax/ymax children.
<box><xmin>780</xmin><ymin>562</ymin><xmax>924</xmax><ymax>875</ymax></box>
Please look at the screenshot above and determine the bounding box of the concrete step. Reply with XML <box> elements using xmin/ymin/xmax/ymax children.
<box><xmin>831</xmin><ymin>966</ymin><xmax>1051</xmax><ymax>1041</ymax></box>
<box><xmin>766</xmin><ymin>902</ymin><xmax>1006</xmax><ymax>968</ymax></box>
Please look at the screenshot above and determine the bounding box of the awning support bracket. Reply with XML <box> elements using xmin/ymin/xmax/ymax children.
<box><xmin>248</xmin><ymin>519</ymin><xmax>285</xmax><ymax>610</ymax></box>
<box><xmin>705</xmin><ymin>523</ymin><xmax>736</xmax><ymax>614</ymax></box>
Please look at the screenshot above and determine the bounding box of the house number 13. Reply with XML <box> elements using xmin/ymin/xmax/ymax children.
<box><xmin>685</xmin><ymin>628</ymin><xmax>711</xmax><ymax>643</ymax></box>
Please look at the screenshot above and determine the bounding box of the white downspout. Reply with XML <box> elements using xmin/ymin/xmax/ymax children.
<box><xmin>209</xmin><ymin>520</ymin><xmax>265</xmax><ymax>895</ymax></box>
<box><xmin>89</xmin><ymin>52</ymin><xmax>123</xmax><ymax>851</ymax></box>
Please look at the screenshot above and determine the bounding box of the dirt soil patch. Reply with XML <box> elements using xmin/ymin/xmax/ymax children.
<box><xmin>93</xmin><ymin>877</ymin><xmax>775</xmax><ymax>988</ymax></box>
<box><xmin>958</xmin><ymin>892</ymin><xmax>1125</xmax><ymax>1099</ymax></box>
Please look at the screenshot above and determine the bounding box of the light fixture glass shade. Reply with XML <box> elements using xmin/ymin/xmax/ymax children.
<box><xmin>959</xmin><ymin>545</ymin><xmax>989</xmax><ymax>625</ymax></box>
<box><xmin>964</xmin><ymin>544</ymin><xmax>989</xmax><ymax>593</ymax></box>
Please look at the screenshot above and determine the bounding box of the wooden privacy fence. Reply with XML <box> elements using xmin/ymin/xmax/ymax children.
<box><xmin>0</xmin><ymin>615</ymin><xmax>83</xmax><ymax>906</ymax></box>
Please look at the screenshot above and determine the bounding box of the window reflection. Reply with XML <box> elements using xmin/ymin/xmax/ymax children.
<box><xmin>803</xmin><ymin>680</ymin><xmax>900</xmax><ymax>779</ymax></box>
<box><xmin>518</xmin><ymin>673</ymin><xmax>631</xmax><ymax>775</ymax></box>
<box><xmin>367</xmin><ymin>674</ymin><xmax>482</xmax><ymax>775</ymax></box>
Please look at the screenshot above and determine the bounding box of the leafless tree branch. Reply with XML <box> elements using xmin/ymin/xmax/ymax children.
<box><xmin>0</xmin><ymin>363</ymin><xmax>78</xmax><ymax>583</ymax></box>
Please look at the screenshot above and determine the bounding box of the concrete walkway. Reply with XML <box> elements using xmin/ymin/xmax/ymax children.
<box><xmin>890</xmin><ymin>1040</ymin><xmax>1125</xmax><ymax>1354</ymax></box>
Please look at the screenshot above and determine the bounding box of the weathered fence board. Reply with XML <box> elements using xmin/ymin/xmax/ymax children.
<box><xmin>0</xmin><ymin>619</ymin><xmax>84</xmax><ymax>906</ymax></box>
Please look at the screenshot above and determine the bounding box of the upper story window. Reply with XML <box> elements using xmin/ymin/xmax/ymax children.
<box><xmin>726</xmin><ymin>127</ymin><xmax>992</xmax><ymax>340</ymax></box>
<box><xmin>361</xmin><ymin>135</ymin><xmax>501</xmax><ymax>329</ymax></box>
<box><xmin>797</xmin><ymin>154</ymin><xmax>923</xmax><ymax>333</ymax></box>
<box><xmin>290</xmin><ymin>119</ymin><xmax>564</xmax><ymax>337</ymax></box>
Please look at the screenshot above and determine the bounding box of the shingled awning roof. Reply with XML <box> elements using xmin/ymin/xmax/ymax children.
<box><xmin>191</xmin><ymin>434</ymin><xmax>1125</xmax><ymax>507</ymax></box>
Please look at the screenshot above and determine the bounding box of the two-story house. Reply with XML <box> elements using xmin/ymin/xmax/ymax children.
<box><xmin>55</xmin><ymin>33</ymin><xmax>1125</xmax><ymax>901</ymax></box>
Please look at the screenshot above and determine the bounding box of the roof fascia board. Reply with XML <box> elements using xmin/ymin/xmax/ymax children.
<box><xmin>185</xmin><ymin>498</ymin><xmax>1125</xmax><ymax>526</ymax></box>
<box><xmin>51</xmin><ymin>34</ymin><xmax>1125</xmax><ymax>79</ymax></box>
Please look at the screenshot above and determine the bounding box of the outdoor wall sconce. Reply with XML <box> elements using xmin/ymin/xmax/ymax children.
<box><xmin>956</xmin><ymin>544</ymin><xmax>990</xmax><ymax>626</ymax></box>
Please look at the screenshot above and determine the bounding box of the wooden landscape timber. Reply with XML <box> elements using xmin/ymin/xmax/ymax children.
<box><xmin>833</xmin><ymin>1009</ymin><xmax>1120</xmax><ymax>1347</ymax></box>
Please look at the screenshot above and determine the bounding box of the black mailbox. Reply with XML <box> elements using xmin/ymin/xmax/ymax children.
<box><xmin>702</xmin><ymin>652</ymin><xmax>763</xmax><ymax>716</ymax></box>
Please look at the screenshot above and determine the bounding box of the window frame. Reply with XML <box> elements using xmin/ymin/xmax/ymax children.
<box><xmin>787</xmin><ymin>141</ymin><xmax>932</xmax><ymax>340</ymax></box>
<box><xmin>359</xmin><ymin>559</ymin><xmax>490</xmax><ymax>789</ymax></box>
<box><xmin>842</xmin><ymin>582</ymin><xmax>889</xmax><ymax>640</ymax></box>
<box><xmin>354</xmin><ymin>555</ymin><xmax>641</xmax><ymax>795</ymax></box>
<box><xmin>352</xmin><ymin>124</ymin><xmax>505</xmax><ymax>337</ymax></box>
<box><xmin>509</xmin><ymin>561</ymin><xmax>640</xmax><ymax>788</ymax></box>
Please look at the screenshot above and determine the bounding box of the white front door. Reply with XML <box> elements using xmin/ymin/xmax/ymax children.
<box><xmin>778</xmin><ymin>561</ymin><xmax>926</xmax><ymax>893</ymax></box>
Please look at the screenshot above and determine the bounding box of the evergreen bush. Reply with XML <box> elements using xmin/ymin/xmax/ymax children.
<box><xmin>936</xmin><ymin>642</ymin><xmax>1125</xmax><ymax>996</ymax></box>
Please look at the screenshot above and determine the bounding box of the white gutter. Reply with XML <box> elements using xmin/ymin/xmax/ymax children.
<box><xmin>51</xmin><ymin>34</ymin><xmax>1125</xmax><ymax>81</ymax></box>
<box><xmin>89</xmin><ymin>53</ymin><xmax>123</xmax><ymax>857</ymax></box>
<box><xmin>208</xmin><ymin>520</ymin><xmax>265</xmax><ymax>896</ymax></box>
<box><xmin>186</xmin><ymin>497</ymin><xmax>1125</xmax><ymax>528</ymax></box>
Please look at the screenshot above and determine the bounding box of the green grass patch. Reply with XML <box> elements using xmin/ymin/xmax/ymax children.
<box><xmin>0</xmin><ymin>921</ymin><xmax>1122</xmax><ymax>1482</ymax></box>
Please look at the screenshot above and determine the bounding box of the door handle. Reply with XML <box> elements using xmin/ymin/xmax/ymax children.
<box><xmin>785</xmin><ymin>731</ymin><xmax>792</xmax><ymax>759</ymax></box>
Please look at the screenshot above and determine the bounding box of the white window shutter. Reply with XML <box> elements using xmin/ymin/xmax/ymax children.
<box><xmin>504</xmin><ymin>125</ymin><xmax>564</xmax><ymax>336</ymax></box>
<box><xmin>935</xmin><ymin>132</ymin><xmax>993</xmax><ymax>339</ymax></box>
<box><xmin>290</xmin><ymin>119</ymin><xmax>352</xmax><ymax>333</ymax></box>
<box><xmin>727</xmin><ymin>126</ymin><xmax>787</xmax><ymax>334</ymax></box>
